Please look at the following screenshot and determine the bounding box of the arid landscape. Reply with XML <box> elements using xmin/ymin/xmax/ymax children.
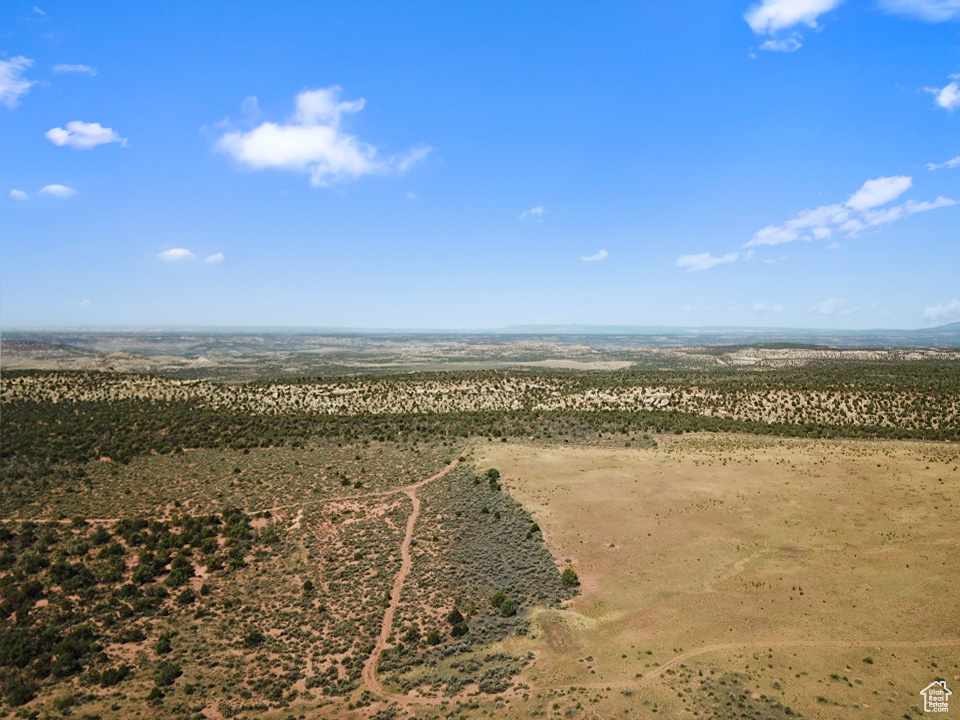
<box><xmin>1</xmin><ymin>332</ymin><xmax>958</xmax><ymax>719</ymax></box>
<box><xmin>5</xmin><ymin>1</ymin><xmax>960</xmax><ymax>717</ymax></box>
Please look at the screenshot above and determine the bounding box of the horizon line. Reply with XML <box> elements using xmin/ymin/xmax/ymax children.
<box><xmin>1</xmin><ymin>321</ymin><xmax>957</xmax><ymax>335</ymax></box>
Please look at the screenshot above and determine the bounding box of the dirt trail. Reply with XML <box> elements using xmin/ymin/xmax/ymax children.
<box><xmin>360</xmin><ymin>452</ymin><xmax>468</xmax><ymax>698</ymax></box>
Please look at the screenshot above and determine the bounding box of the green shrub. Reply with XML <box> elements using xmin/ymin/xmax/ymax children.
<box><xmin>100</xmin><ymin>664</ymin><xmax>130</xmax><ymax>687</ymax></box>
<box><xmin>155</xmin><ymin>633</ymin><xmax>172</xmax><ymax>655</ymax></box>
<box><xmin>154</xmin><ymin>661</ymin><xmax>181</xmax><ymax>687</ymax></box>
<box><xmin>243</xmin><ymin>629</ymin><xmax>265</xmax><ymax>647</ymax></box>
<box><xmin>450</xmin><ymin>622</ymin><xmax>469</xmax><ymax>638</ymax></box>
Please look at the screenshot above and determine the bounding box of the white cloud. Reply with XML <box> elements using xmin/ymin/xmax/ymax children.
<box><xmin>46</xmin><ymin>121</ymin><xmax>127</xmax><ymax>149</ymax></box>
<box><xmin>405</xmin><ymin>191</ymin><xmax>417</xmax><ymax>201</ymax></box>
<box><xmin>39</xmin><ymin>184</ymin><xmax>76</xmax><ymax>198</ymax></box>
<box><xmin>877</xmin><ymin>0</ymin><xmax>960</xmax><ymax>21</ymax></box>
<box><xmin>580</xmin><ymin>249</ymin><xmax>609</xmax><ymax>262</ymax></box>
<box><xmin>826</xmin><ymin>240</ymin><xmax>841</xmax><ymax>249</ymax></box>
<box><xmin>0</xmin><ymin>56</ymin><xmax>35</xmax><ymax>108</ymax></box>
<box><xmin>241</xmin><ymin>95</ymin><xmax>260</xmax><ymax>119</ymax></box>
<box><xmin>744</xmin><ymin>0</ymin><xmax>843</xmax><ymax>34</ymax></box>
<box><xmin>675</xmin><ymin>251</ymin><xmax>739</xmax><ymax>272</ymax></box>
<box><xmin>215</xmin><ymin>86</ymin><xmax>429</xmax><ymax>187</ymax></box>
<box><xmin>519</xmin><ymin>205</ymin><xmax>544</xmax><ymax>220</ymax></box>
<box><xmin>157</xmin><ymin>248</ymin><xmax>195</xmax><ymax>262</ymax></box>
<box><xmin>744</xmin><ymin>175</ymin><xmax>955</xmax><ymax>248</ymax></box>
<box><xmin>205</xmin><ymin>253</ymin><xmax>225</xmax><ymax>264</ymax></box>
<box><xmin>925</xmin><ymin>81</ymin><xmax>960</xmax><ymax>111</ymax></box>
<box><xmin>9</xmin><ymin>189</ymin><xmax>28</xmax><ymax>201</ymax></box>
<box><xmin>394</xmin><ymin>144</ymin><xmax>432</xmax><ymax>173</ymax></box>
<box><xmin>810</xmin><ymin>298</ymin><xmax>858</xmax><ymax>315</ymax></box>
<box><xmin>927</xmin><ymin>155</ymin><xmax>960</xmax><ymax>170</ymax></box>
<box><xmin>753</xmin><ymin>302</ymin><xmax>785</xmax><ymax>313</ymax></box>
<box><xmin>858</xmin><ymin>196</ymin><xmax>956</xmax><ymax>227</ymax></box>
<box><xmin>846</xmin><ymin>175</ymin><xmax>913</xmax><ymax>210</ymax></box>
<box><xmin>760</xmin><ymin>34</ymin><xmax>803</xmax><ymax>52</ymax></box>
<box><xmin>53</xmin><ymin>64</ymin><xmax>96</xmax><ymax>76</ymax></box>
<box><xmin>923</xmin><ymin>298</ymin><xmax>960</xmax><ymax>323</ymax></box>
<box><xmin>73</xmin><ymin>299</ymin><xmax>92</xmax><ymax>307</ymax></box>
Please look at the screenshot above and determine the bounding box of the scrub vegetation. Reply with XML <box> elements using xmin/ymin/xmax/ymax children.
<box><xmin>1</xmin><ymin>361</ymin><xmax>957</xmax><ymax>719</ymax></box>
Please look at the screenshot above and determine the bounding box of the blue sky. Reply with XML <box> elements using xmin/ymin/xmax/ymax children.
<box><xmin>1</xmin><ymin>0</ymin><xmax>958</xmax><ymax>330</ymax></box>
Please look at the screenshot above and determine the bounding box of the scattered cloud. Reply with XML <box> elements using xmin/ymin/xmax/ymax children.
<box><xmin>826</xmin><ymin>240</ymin><xmax>841</xmax><ymax>249</ymax></box>
<box><xmin>53</xmin><ymin>64</ymin><xmax>96</xmax><ymax>76</ymax></box>
<box><xmin>46</xmin><ymin>121</ymin><xmax>128</xmax><ymax>149</ymax></box>
<box><xmin>760</xmin><ymin>33</ymin><xmax>803</xmax><ymax>52</ymax></box>
<box><xmin>39</xmin><ymin>184</ymin><xmax>76</xmax><ymax>198</ymax></box>
<box><xmin>157</xmin><ymin>248</ymin><xmax>195</xmax><ymax>262</ymax></box>
<box><xmin>33</xmin><ymin>6</ymin><xmax>45</xmax><ymax>15</ymax></box>
<box><xmin>9</xmin><ymin>189</ymin><xmax>28</xmax><ymax>201</ymax></box>
<box><xmin>923</xmin><ymin>298</ymin><xmax>960</xmax><ymax>323</ymax></box>
<box><xmin>72</xmin><ymin>299</ymin><xmax>92</xmax><ymax>307</ymax></box>
<box><xmin>877</xmin><ymin>0</ymin><xmax>960</xmax><ymax>21</ymax></box>
<box><xmin>845</xmin><ymin>175</ymin><xmax>913</xmax><ymax>210</ymax></box>
<box><xmin>405</xmin><ymin>191</ymin><xmax>417</xmax><ymax>201</ymax></box>
<box><xmin>394</xmin><ymin>144</ymin><xmax>432</xmax><ymax>173</ymax></box>
<box><xmin>580</xmin><ymin>249</ymin><xmax>609</xmax><ymax>262</ymax></box>
<box><xmin>927</xmin><ymin>155</ymin><xmax>960</xmax><ymax>170</ymax></box>
<box><xmin>744</xmin><ymin>0</ymin><xmax>843</xmax><ymax>34</ymax></box>
<box><xmin>925</xmin><ymin>79</ymin><xmax>960</xmax><ymax>111</ymax></box>
<box><xmin>519</xmin><ymin>205</ymin><xmax>544</xmax><ymax>220</ymax></box>
<box><xmin>205</xmin><ymin>253</ymin><xmax>225</xmax><ymax>264</ymax></box>
<box><xmin>810</xmin><ymin>298</ymin><xmax>858</xmax><ymax>315</ymax></box>
<box><xmin>744</xmin><ymin>175</ymin><xmax>955</xmax><ymax>248</ymax></box>
<box><xmin>240</xmin><ymin>95</ymin><xmax>260</xmax><ymax>119</ymax></box>
<box><xmin>0</xmin><ymin>56</ymin><xmax>35</xmax><ymax>108</ymax></box>
<box><xmin>675</xmin><ymin>251</ymin><xmax>739</xmax><ymax>272</ymax></box>
<box><xmin>215</xmin><ymin>86</ymin><xmax>430</xmax><ymax>187</ymax></box>
<box><xmin>753</xmin><ymin>302</ymin><xmax>785</xmax><ymax>313</ymax></box>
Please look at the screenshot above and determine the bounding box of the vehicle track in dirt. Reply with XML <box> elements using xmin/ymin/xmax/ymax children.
<box><xmin>359</xmin><ymin>451</ymin><xmax>469</xmax><ymax>698</ymax></box>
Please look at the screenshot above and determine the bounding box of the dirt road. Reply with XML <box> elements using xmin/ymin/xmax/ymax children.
<box><xmin>359</xmin><ymin>451</ymin><xmax>468</xmax><ymax>697</ymax></box>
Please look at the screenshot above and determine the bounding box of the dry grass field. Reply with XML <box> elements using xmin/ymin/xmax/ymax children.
<box><xmin>462</xmin><ymin>435</ymin><xmax>960</xmax><ymax>720</ymax></box>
